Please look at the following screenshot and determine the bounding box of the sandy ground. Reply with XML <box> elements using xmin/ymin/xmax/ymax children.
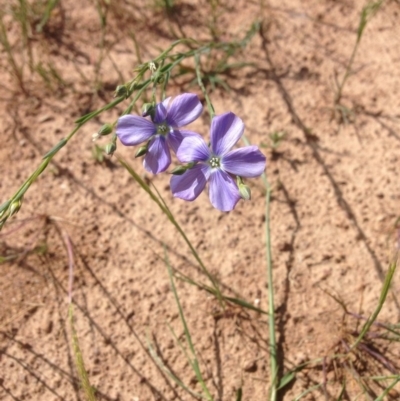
<box><xmin>1</xmin><ymin>1</ymin><xmax>400</xmax><ymax>400</ymax></box>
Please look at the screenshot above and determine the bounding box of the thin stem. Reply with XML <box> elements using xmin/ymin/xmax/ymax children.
<box><xmin>195</xmin><ymin>53</ymin><xmax>215</xmax><ymax>119</ymax></box>
<box><xmin>117</xmin><ymin>157</ymin><xmax>224</xmax><ymax>304</ymax></box>
<box><xmin>166</xmin><ymin>258</ymin><xmax>213</xmax><ymax>401</ymax></box>
<box><xmin>0</xmin><ymin>14</ymin><xmax>26</xmax><ymax>93</ymax></box>
<box><xmin>351</xmin><ymin>261</ymin><xmax>397</xmax><ymax>350</ymax></box>
<box><xmin>375</xmin><ymin>377</ymin><xmax>400</xmax><ymax>401</ymax></box>
<box><xmin>1</xmin><ymin>30</ymin><xmax>258</xmax><ymax>229</ymax></box>
<box><xmin>36</xmin><ymin>0</ymin><xmax>60</xmax><ymax>33</ymax></box>
<box><xmin>335</xmin><ymin>1</ymin><xmax>383</xmax><ymax>105</ymax></box>
<box><xmin>69</xmin><ymin>306</ymin><xmax>97</xmax><ymax>401</ymax></box>
<box><xmin>153</xmin><ymin>184</ymin><xmax>222</xmax><ymax>297</ymax></box>
<box><xmin>263</xmin><ymin>172</ymin><xmax>278</xmax><ymax>401</ymax></box>
<box><xmin>0</xmin><ymin>75</ymin><xmax>151</xmax><ymax>231</ymax></box>
<box><xmin>94</xmin><ymin>0</ymin><xmax>108</xmax><ymax>90</ymax></box>
<box><xmin>334</xmin><ymin>39</ymin><xmax>360</xmax><ymax>105</ymax></box>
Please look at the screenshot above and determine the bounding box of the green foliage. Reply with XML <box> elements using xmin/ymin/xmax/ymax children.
<box><xmin>336</xmin><ymin>380</ymin><xmax>346</xmax><ymax>401</ymax></box>
<box><xmin>0</xmin><ymin>12</ymin><xmax>26</xmax><ymax>92</ymax></box>
<box><xmin>269</xmin><ymin>130</ymin><xmax>287</xmax><ymax>150</ymax></box>
<box><xmin>69</xmin><ymin>305</ymin><xmax>97</xmax><ymax>401</ymax></box>
<box><xmin>117</xmin><ymin>155</ymin><xmax>223</xmax><ymax>302</ymax></box>
<box><xmin>334</xmin><ymin>1</ymin><xmax>383</xmax><ymax>113</ymax></box>
<box><xmin>165</xmin><ymin>257</ymin><xmax>214</xmax><ymax>400</ymax></box>
<box><xmin>34</xmin><ymin>61</ymin><xmax>67</xmax><ymax>90</ymax></box>
<box><xmin>277</xmin><ymin>371</ymin><xmax>296</xmax><ymax>391</ymax></box>
<box><xmin>0</xmin><ymin>242</ymin><xmax>47</xmax><ymax>263</ymax></box>
<box><xmin>0</xmin><ymin>0</ymin><xmax>67</xmax><ymax>92</ymax></box>
<box><xmin>356</xmin><ymin>0</ymin><xmax>383</xmax><ymax>43</ymax></box>
<box><xmin>293</xmin><ymin>383</ymin><xmax>323</xmax><ymax>400</ymax></box>
<box><xmin>351</xmin><ymin>261</ymin><xmax>397</xmax><ymax>350</ymax></box>
<box><xmin>36</xmin><ymin>0</ymin><xmax>61</xmax><ymax>33</ymax></box>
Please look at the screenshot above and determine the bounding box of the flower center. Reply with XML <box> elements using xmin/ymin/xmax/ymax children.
<box><xmin>156</xmin><ymin>123</ymin><xmax>169</xmax><ymax>136</ymax></box>
<box><xmin>208</xmin><ymin>155</ymin><xmax>221</xmax><ymax>169</ymax></box>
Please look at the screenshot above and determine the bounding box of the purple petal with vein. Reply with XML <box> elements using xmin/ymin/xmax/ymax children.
<box><xmin>222</xmin><ymin>146</ymin><xmax>266</xmax><ymax>177</ymax></box>
<box><xmin>166</xmin><ymin>93</ymin><xmax>203</xmax><ymax>127</ymax></box>
<box><xmin>154</xmin><ymin>97</ymin><xmax>171</xmax><ymax>124</ymax></box>
<box><xmin>116</xmin><ymin>115</ymin><xmax>155</xmax><ymax>146</ymax></box>
<box><xmin>167</xmin><ymin>130</ymin><xmax>203</xmax><ymax>154</ymax></box>
<box><xmin>209</xmin><ymin>169</ymin><xmax>241</xmax><ymax>212</ymax></box>
<box><xmin>210</xmin><ymin>112</ymin><xmax>244</xmax><ymax>156</ymax></box>
<box><xmin>176</xmin><ymin>134</ymin><xmax>210</xmax><ymax>163</ymax></box>
<box><xmin>171</xmin><ymin>164</ymin><xmax>210</xmax><ymax>201</ymax></box>
<box><xmin>143</xmin><ymin>136</ymin><xmax>171</xmax><ymax>174</ymax></box>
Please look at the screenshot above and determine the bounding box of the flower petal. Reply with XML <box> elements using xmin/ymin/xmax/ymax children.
<box><xmin>143</xmin><ymin>136</ymin><xmax>171</xmax><ymax>174</ymax></box>
<box><xmin>167</xmin><ymin>129</ymin><xmax>202</xmax><ymax>154</ymax></box>
<box><xmin>209</xmin><ymin>169</ymin><xmax>241</xmax><ymax>212</ymax></box>
<box><xmin>171</xmin><ymin>164</ymin><xmax>210</xmax><ymax>201</ymax></box>
<box><xmin>166</xmin><ymin>93</ymin><xmax>203</xmax><ymax>127</ymax></box>
<box><xmin>222</xmin><ymin>146</ymin><xmax>266</xmax><ymax>177</ymax></box>
<box><xmin>210</xmin><ymin>112</ymin><xmax>244</xmax><ymax>156</ymax></box>
<box><xmin>154</xmin><ymin>97</ymin><xmax>171</xmax><ymax>124</ymax></box>
<box><xmin>176</xmin><ymin>134</ymin><xmax>210</xmax><ymax>163</ymax></box>
<box><xmin>116</xmin><ymin>115</ymin><xmax>155</xmax><ymax>146</ymax></box>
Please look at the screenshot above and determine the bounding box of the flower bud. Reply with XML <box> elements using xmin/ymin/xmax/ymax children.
<box><xmin>104</xmin><ymin>142</ymin><xmax>116</xmax><ymax>155</ymax></box>
<box><xmin>171</xmin><ymin>165</ymin><xmax>188</xmax><ymax>175</ymax></box>
<box><xmin>135</xmin><ymin>145</ymin><xmax>148</xmax><ymax>158</ymax></box>
<box><xmin>92</xmin><ymin>123</ymin><xmax>112</xmax><ymax>141</ymax></box>
<box><xmin>171</xmin><ymin>162</ymin><xmax>195</xmax><ymax>175</ymax></box>
<box><xmin>142</xmin><ymin>103</ymin><xmax>155</xmax><ymax>118</ymax></box>
<box><xmin>114</xmin><ymin>85</ymin><xmax>128</xmax><ymax>98</ymax></box>
<box><xmin>237</xmin><ymin>176</ymin><xmax>251</xmax><ymax>200</ymax></box>
<box><xmin>98</xmin><ymin>123</ymin><xmax>113</xmax><ymax>136</ymax></box>
<box><xmin>239</xmin><ymin>184</ymin><xmax>251</xmax><ymax>201</ymax></box>
<box><xmin>9</xmin><ymin>198</ymin><xmax>22</xmax><ymax>217</ymax></box>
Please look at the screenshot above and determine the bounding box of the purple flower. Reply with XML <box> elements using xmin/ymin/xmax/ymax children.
<box><xmin>170</xmin><ymin>112</ymin><xmax>266</xmax><ymax>212</ymax></box>
<box><xmin>116</xmin><ymin>93</ymin><xmax>203</xmax><ymax>174</ymax></box>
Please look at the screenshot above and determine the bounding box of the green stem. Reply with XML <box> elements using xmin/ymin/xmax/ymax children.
<box><xmin>335</xmin><ymin>1</ymin><xmax>383</xmax><ymax>105</ymax></box>
<box><xmin>0</xmin><ymin>92</ymin><xmax>134</xmax><ymax>230</ymax></box>
<box><xmin>263</xmin><ymin>173</ymin><xmax>278</xmax><ymax>401</ymax></box>
<box><xmin>166</xmin><ymin>260</ymin><xmax>213</xmax><ymax>400</ymax></box>
<box><xmin>69</xmin><ymin>305</ymin><xmax>97</xmax><ymax>401</ymax></box>
<box><xmin>1</xmin><ymin>29</ymin><xmax>259</xmax><ymax>229</ymax></box>
<box><xmin>334</xmin><ymin>38</ymin><xmax>360</xmax><ymax>105</ymax></box>
<box><xmin>375</xmin><ymin>377</ymin><xmax>400</xmax><ymax>401</ymax></box>
<box><xmin>194</xmin><ymin>53</ymin><xmax>215</xmax><ymax>119</ymax></box>
<box><xmin>117</xmin><ymin>157</ymin><xmax>224</xmax><ymax>304</ymax></box>
<box><xmin>0</xmin><ymin>14</ymin><xmax>26</xmax><ymax>93</ymax></box>
<box><xmin>153</xmin><ymin>184</ymin><xmax>222</xmax><ymax>300</ymax></box>
<box><xmin>351</xmin><ymin>261</ymin><xmax>397</xmax><ymax>350</ymax></box>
